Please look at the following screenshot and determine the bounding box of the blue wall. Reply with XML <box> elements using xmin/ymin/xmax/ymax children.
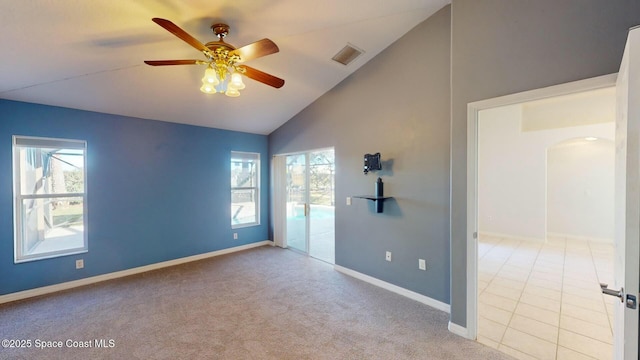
<box><xmin>0</xmin><ymin>99</ymin><xmax>269</xmax><ymax>295</ymax></box>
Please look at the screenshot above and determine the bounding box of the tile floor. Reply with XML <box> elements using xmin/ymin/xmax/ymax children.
<box><xmin>478</xmin><ymin>234</ymin><xmax>616</xmax><ymax>360</ymax></box>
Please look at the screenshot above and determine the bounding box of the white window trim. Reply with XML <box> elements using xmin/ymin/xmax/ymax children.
<box><xmin>231</xmin><ymin>151</ymin><xmax>260</xmax><ymax>229</ymax></box>
<box><xmin>13</xmin><ymin>135</ymin><xmax>88</xmax><ymax>263</ymax></box>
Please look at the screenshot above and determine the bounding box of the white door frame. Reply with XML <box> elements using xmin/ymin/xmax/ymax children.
<box><xmin>464</xmin><ymin>73</ymin><xmax>617</xmax><ymax>340</ymax></box>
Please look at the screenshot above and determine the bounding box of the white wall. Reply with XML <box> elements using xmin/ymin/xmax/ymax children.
<box><xmin>547</xmin><ymin>139</ymin><xmax>614</xmax><ymax>240</ymax></box>
<box><xmin>478</xmin><ymin>104</ymin><xmax>614</xmax><ymax>241</ymax></box>
<box><xmin>479</xmin><ymin>105</ymin><xmax>543</xmax><ymax>240</ymax></box>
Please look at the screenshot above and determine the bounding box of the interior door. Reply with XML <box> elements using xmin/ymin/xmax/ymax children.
<box><xmin>609</xmin><ymin>25</ymin><xmax>640</xmax><ymax>360</ymax></box>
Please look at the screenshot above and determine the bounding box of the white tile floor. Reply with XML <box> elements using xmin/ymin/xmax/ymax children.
<box><xmin>478</xmin><ymin>235</ymin><xmax>616</xmax><ymax>360</ymax></box>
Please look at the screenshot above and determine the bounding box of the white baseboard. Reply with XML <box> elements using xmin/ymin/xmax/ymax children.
<box><xmin>481</xmin><ymin>231</ymin><xmax>614</xmax><ymax>244</ymax></box>
<box><xmin>448</xmin><ymin>321</ymin><xmax>471</xmax><ymax>339</ymax></box>
<box><xmin>546</xmin><ymin>232</ymin><xmax>613</xmax><ymax>244</ymax></box>
<box><xmin>0</xmin><ymin>240</ymin><xmax>273</xmax><ymax>305</ymax></box>
<box><xmin>479</xmin><ymin>231</ymin><xmax>544</xmax><ymax>243</ymax></box>
<box><xmin>333</xmin><ymin>265</ymin><xmax>450</xmax><ymax>313</ymax></box>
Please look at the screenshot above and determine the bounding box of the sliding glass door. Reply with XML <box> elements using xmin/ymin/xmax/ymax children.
<box><xmin>285</xmin><ymin>149</ymin><xmax>335</xmax><ymax>263</ymax></box>
<box><xmin>285</xmin><ymin>154</ymin><xmax>307</xmax><ymax>252</ymax></box>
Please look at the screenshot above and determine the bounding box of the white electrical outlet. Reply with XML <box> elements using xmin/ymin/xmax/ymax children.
<box><xmin>346</xmin><ymin>197</ymin><xmax>352</xmax><ymax>206</ymax></box>
<box><xmin>385</xmin><ymin>251</ymin><xmax>392</xmax><ymax>262</ymax></box>
<box><xmin>419</xmin><ymin>259</ymin><xmax>426</xmax><ymax>270</ymax></box>
<box><xmin>75</xmin><ymin>259</ymin><xmax>84</xmax><ymax>269</ymax></box>
<box><xmin>233</xmin><ymin>233</ymin><xmax>238</xmax><ymax>240</ymax></box>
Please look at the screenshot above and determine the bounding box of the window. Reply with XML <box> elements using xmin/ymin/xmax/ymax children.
<box><xmin>231</xmin><ymin>151</ymin><xmax>260</xmax><ymax>228</ymax></box>
<box><xmin>13</xmin><ymin>136</ymin><xmax>87</xmax><ymax>262</ymax></box>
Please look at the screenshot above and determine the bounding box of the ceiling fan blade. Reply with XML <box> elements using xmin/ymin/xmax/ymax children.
<box><xmin>230</xmin><ymin>39</ymin><xmax>279</xmax><ymax>62</ymax></box>
<box><xmin>152</xmin><ymin>18</ymin><xmax>211</xmax><ymax>56</ymax></box>
<box><xmin>144</xmin><ymin>60</ymin><xmax>206</xmax><ymax>66</ymax></box>
<box><xmin>240</xmin><ymin>65</ymin><xmax>285</xmax><ymax>88</ymax></box>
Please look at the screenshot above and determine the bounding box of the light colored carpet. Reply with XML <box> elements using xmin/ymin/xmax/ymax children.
<box><xmin>0</xmin><ymin>246</ymin><xmax>513</xmax><ymax>359</ymax></box>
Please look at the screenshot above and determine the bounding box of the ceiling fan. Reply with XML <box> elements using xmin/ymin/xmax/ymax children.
<box><xmin>144</xmin><ymin>18</ymin><xmax>284</xmax><ymax>97</ymax></box>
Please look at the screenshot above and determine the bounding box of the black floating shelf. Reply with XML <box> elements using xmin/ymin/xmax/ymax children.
<box><xmin>353</xmin><ymin>195</ymin><xmax>393</xmax><ymax>213</ymax></box>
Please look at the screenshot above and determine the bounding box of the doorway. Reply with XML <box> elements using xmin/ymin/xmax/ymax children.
<box><xmin>466</xmin><ymin>28</ymin><xmax>640</xmax><ymax>360</ymax></box>
<box><xmin>465</xmin><ymin>74</ymin><xmax>621</xmax><ymax>360</ymax></box>
<box><xmin>284</xmin><ymin>148</ymin><xmax>335</xmax><ymax>264</ymax></box>
<box><xmin>475</xmin><ymin>89</ymin><xmax>616</xmax><ymax>359</ymax></box>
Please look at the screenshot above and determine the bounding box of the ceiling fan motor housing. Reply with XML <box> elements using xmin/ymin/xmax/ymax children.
<box><xmin>206</xmin><ymin>23</ymin><xmax>236</xmax><ymax>53</ymax></box>
<box><xmin>211</xmin><ymin>23</ymin><xmax>230</xmax><ymax>39</ymax></box>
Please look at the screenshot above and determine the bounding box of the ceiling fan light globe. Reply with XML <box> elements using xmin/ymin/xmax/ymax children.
<box><xmin>230</xmin><ymin>73</ymin><xmax>246</xmax><ymax>90</ymax></box>
<box><xmin>200</xmin><ymin>84</ymin><xmax>216</xmax><ymax>94</ymax></box>
<box><xmin>201</xmin><ymin>76</ymin><xmax>219</xmax><ymax>86</ymax></box>
<box><xmin>225</xmin><ymin>87</ymin><xmax>241</xmax><ymax>97</ymax></box>
<box><xmin>203</xmin><ymin>67</ymin><xmax>220</xmax><ymax>85</ymax></box>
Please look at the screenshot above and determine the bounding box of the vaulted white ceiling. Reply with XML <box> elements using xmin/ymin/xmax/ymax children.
<box><xmin>0</xmin><ymin>0</ymin><xmax>449</xmax><ymax>134</ymax></box>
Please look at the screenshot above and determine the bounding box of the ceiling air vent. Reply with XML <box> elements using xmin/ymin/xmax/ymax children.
<box><xmin>332</xmin><ymin>43</ymin><xmax>364</xmax><ymax>66</ymax></box>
